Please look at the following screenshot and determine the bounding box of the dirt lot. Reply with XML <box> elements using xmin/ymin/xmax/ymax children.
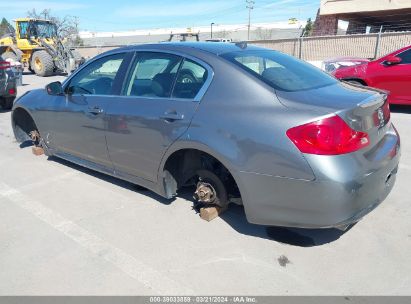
<box><xmin>0</xmin><ymin>73</ymin><xmax>410</xmax><ymax>295</ymax></box>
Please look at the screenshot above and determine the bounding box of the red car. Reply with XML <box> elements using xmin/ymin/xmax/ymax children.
<box><xmin>333</xmin><ymin>45</ymin><xmax>411</xmax><ymax>105</ymax></box>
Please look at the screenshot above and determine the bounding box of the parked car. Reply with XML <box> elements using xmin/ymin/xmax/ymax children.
<box><xmin>11</xmin><ymin>43</ymin><xmax>400</xmax><ymax>229</ymax></box>
<box><xmin>322</xmin><ymin>57</ymin><xmax>370</xmax><ymax>73</ymax></box>
<box><xmin>333</xmin><ymin>45</ymin><xmax>411</xmax><ymax>105</ymax></box>
<box><xmin>0</xmin><ymin>46</ymin><xmax>17</xmax><ymax>110</ymax></box>
<box><xmin>206</xmin><ymin>38</ymin><xmax>232</xmax><ymax>43</ymax></box>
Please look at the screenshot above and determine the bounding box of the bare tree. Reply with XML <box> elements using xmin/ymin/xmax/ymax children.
<box><xmin>26</xmin><ymin>8</ymin><xmax>82</xmax><ymax>45</ymax></box>
<box><xmin>215</xmin><ymin>29</ymin><xmax>231</xmax><ymax>39</ymax></box>
<box><xmin>255</xmin><ymin>27</ymin><xmax>273</xmax><ymax>40</ymax></box>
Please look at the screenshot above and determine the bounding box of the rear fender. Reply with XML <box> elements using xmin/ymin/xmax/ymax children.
<box><xmin>156</xmin><ymin>139</ymin><xmax>246</xmax><ymax>199</ymax></box>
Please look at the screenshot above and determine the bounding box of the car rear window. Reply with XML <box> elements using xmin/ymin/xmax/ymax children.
<box><xmin>221</xmin><ymin>50</ymin><xmax>337</xmax><ymax>92</ymax></box>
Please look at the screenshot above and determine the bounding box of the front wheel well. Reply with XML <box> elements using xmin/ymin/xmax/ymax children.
<box><xmin>162</xmin><ymin>149</ymin><xmax>241</xmax><ymax>201</ymax></box>
<box><xmin>12</xmin><ymin>108</ymin><xmax>38</xmax><ymax>143</ymax></box>
<box><xmin>342</xmin><ymin>78</ymin><xmax>368</xmax><ymax>86</ymax></box>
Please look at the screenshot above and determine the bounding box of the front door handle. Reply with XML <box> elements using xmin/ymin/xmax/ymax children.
<box><xmin>88</xmin><ymin>106</ymin><xmax>104</xmax><ymax>115</ymax></box>
<box><xmin>160</xmin><ymin>111</ymin><xmax>184</xmax><ymax>122</ymax></box>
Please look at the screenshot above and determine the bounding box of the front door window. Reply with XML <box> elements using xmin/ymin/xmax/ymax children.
<box><xmin>67</xmin><ymin>53</ymin><xmax>126</xmax><ymax>95</ymax></box>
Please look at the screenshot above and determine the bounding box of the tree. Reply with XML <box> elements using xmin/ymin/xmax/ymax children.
<box><xmin>0</xmin><ymin>17</ymin><xmax>13</xmax><ymax>37</ymax></box>
<box><xmin>215</xmin><ymin>29</ymin><xmax>231</xmax><ymax>39</ymax></box>
<box><xmin>302</xmin><ymin>18</ymin><xmax>313</xmax><ymax>37</ymax></box>
<box><xmin>26</xmin><ymin>8</ymin><xmax>83</xmax><ymax>46</ymax></box>
<box><xmin>288</xmin><ymin>17</ymin><xmax>298</xmax><ymax>24</ymax></box>
<box><xmin>255</xmin><ymin>27</ymin><xmax>274</xmax><ymax>40</ymax></box>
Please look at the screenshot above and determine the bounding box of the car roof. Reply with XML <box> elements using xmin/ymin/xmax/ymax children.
<box><xmin>118</xmin><ymin>42</ymin><xmax>266</xmax><ymax>56</ymax></box>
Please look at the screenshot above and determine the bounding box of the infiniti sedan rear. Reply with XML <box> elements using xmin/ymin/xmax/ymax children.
<box><xmin>12</xmin><ymin>43</ymin><xmax>400</xmax><ymax>230</ymax></box>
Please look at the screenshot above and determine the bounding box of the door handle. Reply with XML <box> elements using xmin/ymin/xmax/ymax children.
<box><xmin>160</xmin><ymin>111</ymin><xmax>184</xmax><ymax>122</ymax></box>
<box><xmin>88</xmin><ymin>106</ymin><xmax>104</xmax><ymax>115</ymax></box>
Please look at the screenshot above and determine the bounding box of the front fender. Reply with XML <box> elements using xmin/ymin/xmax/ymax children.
<box><xmin>12</xmin><ymin>89</ymin><xmax>59</xmax><ymax>139</ymax></box>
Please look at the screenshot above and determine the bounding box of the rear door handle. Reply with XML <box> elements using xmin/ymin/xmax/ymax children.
<box><xmin>88</xmin><ymin>106</ymin><xmax>104</xmax><ymax>115</ymax></box>
<box><xmin>160</xmin><ymin>111</ymin><xmax>184</xmax><ymax>122</ymax></box>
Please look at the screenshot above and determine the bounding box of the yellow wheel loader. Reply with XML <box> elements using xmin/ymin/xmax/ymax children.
<box><xmin>0</xmin><ymin>18</ymin><xmax>84</xmax><ymax>76</ymax></box>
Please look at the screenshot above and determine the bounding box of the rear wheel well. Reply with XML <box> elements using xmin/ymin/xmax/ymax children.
<box><xmin>12</xmin><ymin>108</ymin><xmax>38</xmax><ymax>142</ymax></box>
<box><xmin>163</xmin><ymin>149</ymin><xmax>241</xmax><ymax>201</ymax></box>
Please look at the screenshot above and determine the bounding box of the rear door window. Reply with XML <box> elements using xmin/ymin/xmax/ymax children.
<box><xmin>222</xmin><ymin>50</ymin><xmax>337</xmax><ymax>92</ymax></box>
<box><xmin>125</xmin><ymin>52</ymin><xmax>182</xmax><ymax>98</ymax></box>
<box><xmin>173</xmin><ymin>59</ymin><xmax>208</xmax><ymax>99</ymax></box>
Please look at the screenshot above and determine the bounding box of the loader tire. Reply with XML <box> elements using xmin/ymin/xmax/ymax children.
<box><xmin>31</xmin><ymin>51</ymin><xmax>54</xmax><ymax>77</ymax></box>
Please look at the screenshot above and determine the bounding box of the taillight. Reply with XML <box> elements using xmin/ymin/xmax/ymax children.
<box><xmin>0</xmin><ymin>61</ymin><xmax>11</xmax><ymax>70</ymax></box>
<box><xmin>382</xmin><ymin>100</ymin><xmax>390</xmax><ymax>122</ymax></box>
<box><xmin>286</xmin><ymin>115</ymin><xmax>369</xmax><ymax>155</ymax></box>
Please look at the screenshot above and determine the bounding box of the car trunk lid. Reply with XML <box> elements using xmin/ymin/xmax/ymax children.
<box><xmin>276</xmin><ymin>82</ymin><xmax>390</xmax><ymax>151</ymax></box>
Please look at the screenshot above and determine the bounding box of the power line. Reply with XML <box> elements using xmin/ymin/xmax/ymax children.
<box><xmin>246</xmin><ymin>0</ymin><xmax>255</xmax><ymax>40</ymax></box>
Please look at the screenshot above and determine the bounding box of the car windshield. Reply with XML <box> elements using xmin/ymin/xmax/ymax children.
<box><xmin>32</xmin><ymin>21</ymin><xmax>57</xmax><ymax>38</ymax></box>
<box><xmin>221</xmin><ymin>50</ymin><xmax>337</xmax><ymax>92</ymax></box>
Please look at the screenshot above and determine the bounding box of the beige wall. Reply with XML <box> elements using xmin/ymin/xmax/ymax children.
<box><xmin>321</xmin><ymin>0</ymin><xmax>411</xmax><ymax>15</ymax></box>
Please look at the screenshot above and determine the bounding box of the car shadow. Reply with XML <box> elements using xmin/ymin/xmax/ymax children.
<box><xmin>222</xmin><ymin>204</ymin><xmax>351</xmax><ymax>247</ymax></box>
<box><xmin>178</xmin><ymin>188</ymin><xmax>351</xmax><ymax>246</ymax></box>
<box><xmin>19</xmin><ymin>141</ymin><xmax>33</xmax><ymax>148</ymax></box>
<box><xmin>47</xmin><ymin>156</ymin><xmax>174</xmax><ymax>205</ymax></box>
<box><xmin>390</xmin><ymin>105</ymin><xmax>411</xmax><ymax>114</ymax></box>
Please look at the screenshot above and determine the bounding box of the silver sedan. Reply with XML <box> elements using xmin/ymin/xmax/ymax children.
<box><xmin>11</xmin><ymin>43</ymin><xmax>400</xmax><ymax>230</ymax></box>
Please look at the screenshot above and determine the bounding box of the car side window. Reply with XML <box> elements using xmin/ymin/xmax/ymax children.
<box><xmin>172</xmin><ymin>59</ymin><xmax>208</xmax><ymax>99</ymax></box>
<box><xmin>397</xmin><ymin>49</ymin><xmax>411</xmax><ymax>64</ymax></box>
<box><xmin>125</xmin><ymin>52</ymin><xmax>182</xmax><ymax>98</ymax></box>
<box><xmin>233</xmin><ymin>56</ymin><xmax>261</xmax><ymax>73</ymax></box>
<box><xmin>67</xmin><ymin>53</ymin><xmax>125</xmax><ymax>95</ymax></box>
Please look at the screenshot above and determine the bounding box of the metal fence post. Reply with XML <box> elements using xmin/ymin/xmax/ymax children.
<box><xmin>374</xmin><ymin>25</ymin><xmax>383</xmax><ymax>59</ymax></box>
<box><xmin>299</xmin><ymin>36</ymin><xmax>303</xmax><ymax>59</ymax></box>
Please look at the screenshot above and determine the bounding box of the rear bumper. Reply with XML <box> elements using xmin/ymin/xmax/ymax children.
<box><xmin>239</xmin><ymin>125</ymin><xmax>400</xmax><ymax>228</ymax></box>
<box><xmin>0</xmin><ymin>81</ymin><xmax>17</xmax><ymax>98</ymax></box>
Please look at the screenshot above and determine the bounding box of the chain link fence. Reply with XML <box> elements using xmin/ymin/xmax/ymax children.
<box><xmin>250</xmin><ymin>31</ymin><xmax>411</xmax><ymax>61</ymax></box>
<box><xmin>75</xmin><ymin>31</ymin><xmax>411</xmax><ymax>61</ymax></box>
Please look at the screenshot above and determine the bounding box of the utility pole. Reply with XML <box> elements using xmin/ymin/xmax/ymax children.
<box><xmin>246</xmin><ymin>0</ymin><xmax>255</xmax><ymax>40</ymax></box>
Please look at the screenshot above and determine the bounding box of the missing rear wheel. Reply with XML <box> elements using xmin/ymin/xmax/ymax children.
<box><xmin>193</xmin><ymin>169</ymin><xmax>228</xmax><ymax>208</ymax></box>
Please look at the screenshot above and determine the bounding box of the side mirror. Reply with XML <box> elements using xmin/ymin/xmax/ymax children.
<box><xmin>45</xmin><ymin>81</ymin><xmax>63</xmax><ymax>95</ymax></box>
<box><xmin>384</xmin><ymin>56</ymin><xmax>402</xmax><ymax>66</ymax></box>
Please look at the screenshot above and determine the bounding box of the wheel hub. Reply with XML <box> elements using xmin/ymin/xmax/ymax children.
<box><xmin>194</xmin><ymin>182</ymin><xmax>216</xmax><ymax>204</ymax></box>
<box><xmin>34</xmin><ymin>58</ymin><xmax>43</xmax><ymax>70</ymax></box>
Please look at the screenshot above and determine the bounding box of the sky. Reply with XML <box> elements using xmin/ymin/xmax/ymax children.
<box><xmin>0</xmin><ymin>0</ymin><xmax>319</xmax><ymax>32</ymax></box>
